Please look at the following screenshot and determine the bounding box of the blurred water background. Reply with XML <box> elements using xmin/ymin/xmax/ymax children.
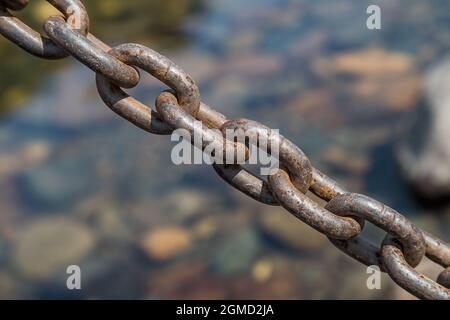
<box><xmin>0</xmin><ymin>0</ymin><xmax>450</xmax><ymax>299</ymax></box>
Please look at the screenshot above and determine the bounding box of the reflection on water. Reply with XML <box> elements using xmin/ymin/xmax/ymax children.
<box><xmin>0</xmin><ymin>0</ymin><xmax>450</xmax><ymax>299</ymax></box>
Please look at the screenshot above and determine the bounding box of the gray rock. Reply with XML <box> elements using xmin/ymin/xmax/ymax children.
<box><xmin>259</xmin><ymin>209</ymin><xmax>328</xmax><ymax>253</ymax></box>
<box><xmin>397</xmin><ymin>58</ymin><xmax>450</xmax><ymax>199</ymax></box>
<box><xmin>37</xmin><ymin>251</ymin><xmax>144</xmax><ymax>299</ymax></box>
<box><xmin>210</xmin><ymin>227</ymin><xmax>261</xmax><ymax>276</ymax></box>
<box><xmin>13</xmin><ymin>217</ymin><xmax>96</xmax><ymax>281</ymax></box>
<box><xmin>18</xmin><ymin>157</ymin><xmax>95</xmax><ymax>210</ymax></box>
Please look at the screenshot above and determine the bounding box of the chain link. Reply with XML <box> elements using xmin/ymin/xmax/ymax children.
<box><xmin>0</xmin><ymin>0</ymin><xmax>449</xmax><ymax>300</ymax></box>
<box><xmin>0</xmin><ymin>0</ymin><xmax>88</xmax><ymax>59</ymax></box>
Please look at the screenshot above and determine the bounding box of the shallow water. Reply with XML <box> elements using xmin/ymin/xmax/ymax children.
<box><xmin>0</xmin><ymin>0</ymin><xmax>449</xmax><ymax>299</ymax></box>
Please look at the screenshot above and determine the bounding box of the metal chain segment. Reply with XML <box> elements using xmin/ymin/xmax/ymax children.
<box><xmin>0</xmin><ymin>0</ymin><xmax>449</xmax><ymax>300</ymax></box>
<box><xmin>269</xmin><ymin>168</ymin><xmax>364</xmax><ymax>239</ymax></box>
<box><xmin>310</xmin><ymin>168</ymin><xmax>348</xmax><ymax>201</ymax></box>
<box><xmin>45</xmin><ymin>16</ymin><xmax>139</xmax><ymax>88</ymax></box>
<box><xmin>160</xmin><ymin>92</ymin><xmax>450</xmax><ymax>299</ymax></box>
<box><xmin>381</xmin><ymin>237</ymin><xmax>450</xmax><ymax>300</ymax></box>
<box><xmin>326</xmin><ymin>194</ymin><xmax>426</xmax><ymax>267</ymax></box>
<box><xmin>213</xmin><ymin>164</ymin><xmax>279</xmax><ymax>205</ymax></box>
<box><xmin>156</xmin><ymin>91</ymin><xmax>248</xmax><ymax>162</ymax></box>
<box><xmin>220</xmin><ymin>119</ymin><xmax>313</xmax><ymax>194</ymax></box>
<box><xmin>0</xmin><ymin>0</ymin><xmax>89</xmax><ymax>59</ymax></box>
<box><xmin>422</xmin><ymin>231</ymin><xmax>450</xmax><ymax>267</ymax></box>
<box><xmin>97</xmin><ymin>43</ymin><xmax>201</xmax><ymax>116</ymax></box>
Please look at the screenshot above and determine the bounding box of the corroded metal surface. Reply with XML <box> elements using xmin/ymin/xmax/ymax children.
<box><xmin>326</xmin><ymin>193</ymin><xmax>426</xmax><ymax>267</ymax></box>
<box><xmin>96</xmin><ymin>74</ymin><xmax>172</xmax><ymax>135</ymax></box>
<box><xmin>221</xmin><ymin>119</ymin><xmax>313</xmax><ymax>194</ymax></box>
<box><xmin>0</xmin><ymin>0</ymin><xmax>89</xmax><ymax>59</ymax></box>
<box><xmin>310</xmin><ymin>168</ymin><xmax>347</xmax><ymax>201</ymax></box>
<box><xmin>422</xmin><ymin>231</ymin><xmax>450</xmax><ymax>267</ymax></box>
<box><xmin>213</xmin><ymin>164</ymin><xmax>279</xmax><ymax>206</ymax></box>
<box><xmin>100</xmin><ymin>43</ymin><xmax>200</xmax><ymax>114</ymax></box>
<box><xmin>156</xmin><ymin>91</ymin><xmax>248</xmax><ymax>162</ymax></box>
<box><xmin>381</xmin><ymin>238</ymin><xmax>450</xmax><ymax>300</ymax></box>
<box><xmin>0</xmin><ymin>0</ymin><xmax>449</xmax><ymax>300</ymax></box>
<box><xmin>45</xmin><ymin>17</ymin><xmax>139</xmax><ymax>88</ymax></box>
<box><xmin>269</xmin><ymin>168</ymin><xmax>364</xmax><ymax>239</ymax></box>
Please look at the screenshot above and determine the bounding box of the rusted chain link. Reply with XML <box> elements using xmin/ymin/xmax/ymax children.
<box><xmin>0</xmin><ymin>0</ymin><xmax>89</xmax><ymax>59</ymax></box>
<box><xmin>326</xmin><ymin>194</ymin><xmax>426</xmax><ymax>267</ymax></box>
<box><xmin>0</xmin><ymin>0</ymin><xmax>449</xmax><ymax>300</ymax></box>
<box><xmin>382</xmin><ymin>237</ymin><xmax>450</xmax><ymax>300</ymax></box>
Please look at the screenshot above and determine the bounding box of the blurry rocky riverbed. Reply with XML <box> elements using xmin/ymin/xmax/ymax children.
<box><xmin>0</xmin><ymin>0</ymin><xmax>450</xmax><ymax>299</ymax></box>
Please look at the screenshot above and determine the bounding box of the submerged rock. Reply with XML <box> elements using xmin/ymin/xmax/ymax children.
<box><xmin>13</xmin><ymin>218</ymin><xmax>96</xmax><ymax>281</ymax></box>
<box><xmin>160</xmin><ymin>189</ymin><xmax>221</xmax><ymax>223</ymax></box>
<box><xmin>259</xmin><ymin>209</ymin><xmax>328</xmax><ymax>253</ymax></box>
<box><xmin>314</xmin><ymin>48</ymin><xmax>421</xmax><ymax>113</ymax></box>
<box><xmin>326</xmin><ymin>48</ymin><xmax>415</xmax><ymax>78</ymax></box>
<box><xmin>0</xmin><ymin>271</ymin><xmax>17</xmax><ymax>299</ymax></box>
<box><xmin>397</xmin><ymin>57</ymin><xmax>450</xmax><ymax>199</ymax></box>
<box><xmin>251</xmin><ymin>259</ymin><xmax>273</xmax><ymax>283</ymax></box>
<box><xmin>140</xmin><ymin>227</ymin><xmax>193</xmax><ymax>262</ymax></box>
<box><xmin>0</xmin><ymin>141</ymin><xmax>51</xmax><ymax>178</ymax></box>
<box><xmin>210</xmin><ymin>227</ymin><xmax>261</xmax><ymax>276</ymax></box>
<box><xmin>18</xmin><ymin>157</ymin><xmax>95</xmax><ymax>210</ymax></box>
<box><xmin>321</xmin><ymin>145</ymin><xmax>371</xmax><ymax>174</ymax></box>
<box><xmin>38</xmin><ymin>251</ymin><xmax>144</xmax><ymax>299</ymax></box>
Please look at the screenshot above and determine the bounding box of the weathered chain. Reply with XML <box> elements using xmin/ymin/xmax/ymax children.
<box><xmin>1</xmin><ymin>0</ymin><xmax>449</xmax><ymax>300</ymax></box>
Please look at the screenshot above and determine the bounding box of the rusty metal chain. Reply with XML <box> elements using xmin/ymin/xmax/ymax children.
<box><xmin>0</xmin><ymin>0</ymin><xmax>449</xmax><ymax>300</ymax></box>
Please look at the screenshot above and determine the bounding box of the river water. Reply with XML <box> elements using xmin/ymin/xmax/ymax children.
<box><xmin>0</xmin><ymin>0</ymin><xmax>449</xmax><ymax>299</ymax></box>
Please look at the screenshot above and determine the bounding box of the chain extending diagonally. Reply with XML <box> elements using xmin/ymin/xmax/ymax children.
<box><xmin>0</xmin><ymin>0</ymin><xmax>449</xmax><ymax>300</ymax></box>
